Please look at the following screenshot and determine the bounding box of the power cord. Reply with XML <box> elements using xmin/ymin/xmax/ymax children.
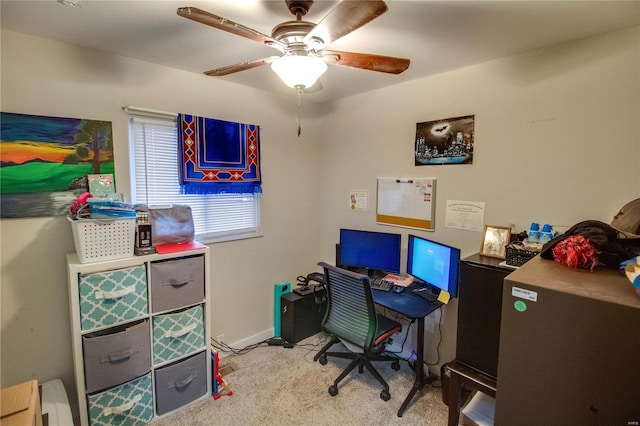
<box><xmin>211</xmin><ymin>337</ymin><xmax>269</xmax><ymax>355</ymax></box>
<box><xmin>211</xmin><ymin>332</ymin><xmax>328</xmax><ymax>357</ymax></box>
<box><xmin>424</xmin><ymin>306</ymin><xmax>444</xmax><ymax>368</ymax></box>
<box><xmin>424</xmin><ymin>306</ymin><xmax>444</xmax><ymax>388</ymax></box>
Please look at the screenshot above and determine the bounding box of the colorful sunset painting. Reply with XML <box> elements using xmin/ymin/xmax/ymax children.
<box><xmin>1</xmin><ymin>112</ymin><xmax>114</xmax><ymax>217</ymax></box>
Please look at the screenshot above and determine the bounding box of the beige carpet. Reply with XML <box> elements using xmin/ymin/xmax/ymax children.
<box><xmin>151</xmin><ymin>333</ymin><xmax>449</xmax><ymax>425</ymax></box>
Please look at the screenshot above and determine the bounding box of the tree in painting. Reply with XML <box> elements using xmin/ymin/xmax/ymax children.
<box><xmin>63</xmin><ymin>119</ymin><xmax>113</xmax><ymax>173</ymax></box>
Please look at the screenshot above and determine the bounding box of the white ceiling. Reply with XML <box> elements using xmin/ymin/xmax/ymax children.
<box><xmin>2</xmin><ymin>0</ymin><xmax>639</xmax><ymax>103</ymax></box>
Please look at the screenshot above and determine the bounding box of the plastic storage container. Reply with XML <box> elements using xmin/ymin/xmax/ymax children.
<box><xmin>539</xmin><ymin>224</ymin><xmax>554</xmax><ymax>244</ymax></box>
<box><xmin>68</xmin><ymin>217</ymin><xmax>136</xmax><ymax>263</ymax></box>
<box><xmin>527</xmin><ymin>222</ymin><xmax>540</xmax><ymax>243</ymax></box>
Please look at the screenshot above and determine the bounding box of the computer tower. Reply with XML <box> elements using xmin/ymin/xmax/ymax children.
<box><xmin>280</xmin><ymin>287</ymin><xmax>327</xmax><ymax>343</ymax></box>
<box><xmin>456</xmin><ymin>253</ymin><xmax>512</xmax><ymax>378</ymax></box>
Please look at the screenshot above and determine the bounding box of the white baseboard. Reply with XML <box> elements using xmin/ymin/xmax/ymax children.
<box><xmin>216</xmin><ymin>328</ymin><xmax>274</xmax><ymax>359</ymax></box>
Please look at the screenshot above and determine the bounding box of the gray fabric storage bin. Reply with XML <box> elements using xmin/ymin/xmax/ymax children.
<box><xmin>150</xmin><ymin>255</ymin><xmax>204</xmax><ymax>313</ymax></box>
<box><xmin>154</xmin><ymin>351</ymin><xmax>207</xmax><ymax>415</ymax></box>
<box><xmin>83</xmin><ymin>319</ymin><xmax>151</xmax><ymax>393</ymax></box>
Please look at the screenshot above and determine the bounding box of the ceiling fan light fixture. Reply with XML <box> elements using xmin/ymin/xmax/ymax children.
<box><xmin>271</xmin><ymin>54</ymin><xmax>327</xmax><ymax>90</ymax></box>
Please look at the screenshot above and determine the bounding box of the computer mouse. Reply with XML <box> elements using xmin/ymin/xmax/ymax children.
<box><xmin>393</xmin><ymin>285</ymin><xmax>404</xmax><ymax>294</ymax></box>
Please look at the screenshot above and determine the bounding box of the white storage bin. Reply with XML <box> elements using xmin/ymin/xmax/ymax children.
<box><xmin>68</xmin><ymin>216</ymin><xmax>135</xmax><ymax>263</ymax></box>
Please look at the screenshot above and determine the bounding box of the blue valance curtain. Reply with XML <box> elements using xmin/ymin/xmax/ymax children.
<box><xmin>178</xmin><ymin>113</ymin><xmax>262</xmax><ymax>194</ymax></box>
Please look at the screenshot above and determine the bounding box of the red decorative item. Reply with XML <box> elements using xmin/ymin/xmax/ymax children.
<box><xmin>551</xmin><ymin>235</ymin><xmax>600</xmax><ymax>271</ymax></box>
<box><xmin>69</xmin><ymin>192</ymin><xmax>91</xmax><ymax>216</ymax></box>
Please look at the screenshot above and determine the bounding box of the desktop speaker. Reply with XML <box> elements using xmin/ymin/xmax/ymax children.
<box><xmin>281</xmin><ymin>287</ymin><xmax>327</xmax><ymax>344</ymax></box>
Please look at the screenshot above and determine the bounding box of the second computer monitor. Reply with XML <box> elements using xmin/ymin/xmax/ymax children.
<box><xmin>339</xmin><ymin>228</ymin><xmax>401</xmax><ymax>274</ymax></box>
<box><xmin>407</xmin><ymin>234</ymin><xmax>461</xmax><ymax>297</ymax></box>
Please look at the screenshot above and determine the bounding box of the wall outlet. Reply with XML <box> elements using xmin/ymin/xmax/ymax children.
<box><xmin>216</xmin><ymin>334</ymin><xmax>225</xmax><ymax>343</ymax></box>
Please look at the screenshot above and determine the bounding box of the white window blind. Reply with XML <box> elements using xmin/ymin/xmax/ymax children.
<box><xmin>129</xmin><ymin>115</ymin><xmax>260</xmax><ymax>241</ymax></box>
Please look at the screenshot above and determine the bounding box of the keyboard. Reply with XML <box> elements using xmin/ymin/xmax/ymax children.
<box><xmin>370</xmin><ymin>276</ymin><xmax>393</xmax><ymax>292</ymax></box>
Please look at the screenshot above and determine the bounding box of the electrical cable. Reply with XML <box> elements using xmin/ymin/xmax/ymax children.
<box><xmin>210</xmin><ymin>337</ymin><xmax>266</xmax><ymax>355</ymax></box>
<box><xmin>424</xmin><ymin>306</ymin><xmax>443</xmax><ymax>366</ymax></box>
<box><xmin>211</xmin><ymin>331</ymin><xmax>329</xmax><ymax>358</ymax></box>
<box><xmin>424</xmin><ymin>306</ymin><xmax>444</xmax><ymax>388</ymax></box>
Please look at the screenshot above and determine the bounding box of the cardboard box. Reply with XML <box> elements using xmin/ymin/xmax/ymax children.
<box><xmin>0</xmin><ymin>380</ymin><xmax>43</xmax><ymax>426</ymax></box>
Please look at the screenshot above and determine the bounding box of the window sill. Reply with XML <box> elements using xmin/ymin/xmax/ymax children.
<box><xmin>197</xmin><ymin>231</ymin><xmax>264</xmax><ymax>245</ymax></box>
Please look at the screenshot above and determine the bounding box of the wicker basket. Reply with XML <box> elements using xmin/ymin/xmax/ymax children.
<box><xmin>505</xmin><ymin>243</ymin><xmax>539</xmax><ymax>267</ymax></box>
<box><xmin>68</xmin><ymin>217</ymin><xmax>136</xmax><ymax>263</ymax></box>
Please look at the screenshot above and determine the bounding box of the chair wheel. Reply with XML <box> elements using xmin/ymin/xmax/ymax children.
<box><xmin>328</xmin><ymin>385</ymin><xmax>338</xmax><ymax>396</ymax></box>
<box><xmin>380</xmin><ymin>389</ymin><xmax>390</xmax><ymax>401</ymax></box>
<box><xmin>391</xmin><ymin>360</ymin><xmax>400</xmax><ymax>371</ymax></box>
<box><xmin>318</xmin><ymin>354</ymin><xmax>327</xmax><ymax>365</ymax></box>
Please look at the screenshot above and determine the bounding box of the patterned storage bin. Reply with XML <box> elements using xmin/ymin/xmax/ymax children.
<box><xmin>79</xmin><ymin>265</ymin><xmax>148</xmax><ymax>331</ymax></box>
<box><xmin>152</xmin><ymin>305</ymin><xmax>205</xmax><ymax>365</ymax></box>
<box><xmin>87</xmin><ymin>373</ymin><xmax>153</xmax><ymax>426</ymax></box>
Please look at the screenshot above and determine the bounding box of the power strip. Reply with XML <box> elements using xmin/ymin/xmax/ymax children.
<box><xmin>265</xmin><ymin>337</ymin><xmax>294</xmax><ymax>348</ymax></box>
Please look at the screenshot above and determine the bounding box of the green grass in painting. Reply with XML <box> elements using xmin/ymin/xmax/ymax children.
<box><xmin>0</xmin><ymin>162</ymin><xmax>115</xmax><ymax>194</ymax></box>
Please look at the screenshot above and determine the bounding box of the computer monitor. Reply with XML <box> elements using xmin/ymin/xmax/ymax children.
<box><xmin>407</xmin><ymin>234</ymin><xmax>461</xmax><ymax>297</ymax></box>
<box><xmin>339</xmin><ymin>228</ymin><xmax>401</xmax><ymax>274</ymax></box>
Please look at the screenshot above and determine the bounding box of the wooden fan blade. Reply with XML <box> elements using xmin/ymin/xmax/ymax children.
<box><xmin>305</xmin><ymin>1</ymin><xmax>388</xmax><ymax>48</ymax></box>
<box><xmin>323</xmin><ymin>50</ymin><xmax>410</xmax><ymax>74</ymax></box>
<box><xmin>177</xmin><ymin>7</ymin><xmax>283</xmax><ymax>50</ymax></box>
<box><xmin>204</xmin><ymin>57</ymin><xmax>277</xmax><ymax>77</ymax></box>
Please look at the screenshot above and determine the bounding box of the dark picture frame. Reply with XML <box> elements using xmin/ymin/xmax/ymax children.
<box><xmin>415</xmin><ymin>115</ymin><xmax>474</xmax><ymax>165</ymax></box>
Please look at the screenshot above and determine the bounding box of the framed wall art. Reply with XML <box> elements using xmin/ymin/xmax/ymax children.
<box><xmin>1</xmin><ymin>112</ymin><xmax>114</xmax><ymax>218</ymax></box>
<box><xmin>480</xmin><ymin>225</ymin><xmax>511</xmax><ymax>259</ymax></box>
<box><xmin>415</xmin><ymin>115</ymin><xmax>474</xmax><ymax>165</ymax></box>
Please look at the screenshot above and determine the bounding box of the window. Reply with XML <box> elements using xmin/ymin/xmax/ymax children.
<box><xmin>129</xmin><ymin>114</ymin><xmax>260</xmax><ymax>242</ymax></box>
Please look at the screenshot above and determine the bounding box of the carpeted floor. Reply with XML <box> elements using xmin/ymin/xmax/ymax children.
<box><xmin>151</xmin><ymin>333</ymin><xmax>449</xmax><ymax>425</ymax></box>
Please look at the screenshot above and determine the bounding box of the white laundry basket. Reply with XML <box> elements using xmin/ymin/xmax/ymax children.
<box><xmin>68</xmin><ymin>217</ymin><xmax>136</xmax><ymax>263</ymax></box>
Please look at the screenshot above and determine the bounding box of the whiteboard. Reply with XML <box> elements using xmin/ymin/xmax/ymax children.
<box><xmin>376</xmin><ymin>178</ymin><xmax>436</xmax><ymax>231</ymax></box>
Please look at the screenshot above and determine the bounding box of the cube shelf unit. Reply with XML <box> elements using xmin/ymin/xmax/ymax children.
<box><xmin>66</xmin><ymin>246</ymin><xmax>211</xmax><ymax>426</ymax></box>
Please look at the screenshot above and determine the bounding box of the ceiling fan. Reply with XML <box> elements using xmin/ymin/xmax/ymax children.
<box><xmin>177</xmin><ymin>1</ymin><xmax>410</xmax><ymax>91</ymax></box>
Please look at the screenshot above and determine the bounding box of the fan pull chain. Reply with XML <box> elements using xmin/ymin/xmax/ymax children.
<box><xmin>296</xmin><ymin>88</ymin><xmax>303</xmax><ymax>137</ymax></box>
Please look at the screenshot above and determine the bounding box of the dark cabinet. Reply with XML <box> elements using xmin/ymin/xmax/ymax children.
<box><xmin>496</xmin><ymin>256</ymin><xmax>640</xmax><ymax>424</ymax></box>
<box><xmin>457</xmin><ymin>254</ymin><xmax>513</xmax><ymax>378</ymax></box>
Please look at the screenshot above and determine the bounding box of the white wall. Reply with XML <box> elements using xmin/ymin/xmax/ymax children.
<box><xmin>317</xmin><ymin>26</ymin><xmax>640</xmax><ymax>371</ymax></box>
<box><xmin>0</xmin><ymin>29</ymin><xmax>325</xmax><ymax>411</ymax></box>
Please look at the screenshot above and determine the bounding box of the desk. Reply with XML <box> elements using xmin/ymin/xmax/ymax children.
<box><xmin>373</xmin><ymin>288</ymin><xmax>442</xmax><ymax>417</ymax></box>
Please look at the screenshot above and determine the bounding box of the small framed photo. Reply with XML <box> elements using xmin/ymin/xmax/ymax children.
<box><xmin>480</xmin><ymin>225</ymin><xmax>512</xmax><ymax>259</ymax></box>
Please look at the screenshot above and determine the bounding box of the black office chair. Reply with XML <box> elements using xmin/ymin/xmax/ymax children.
<box><xmin>313</xmin><ymin>262</ymin><xmax>402</xmax><ymax>401</ymax></box>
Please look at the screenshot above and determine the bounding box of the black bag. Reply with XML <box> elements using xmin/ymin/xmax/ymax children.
<box><xmin>541</xmin><ymin>220</ymin><xmax>640</xmax><ymax>268</ymax></box>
